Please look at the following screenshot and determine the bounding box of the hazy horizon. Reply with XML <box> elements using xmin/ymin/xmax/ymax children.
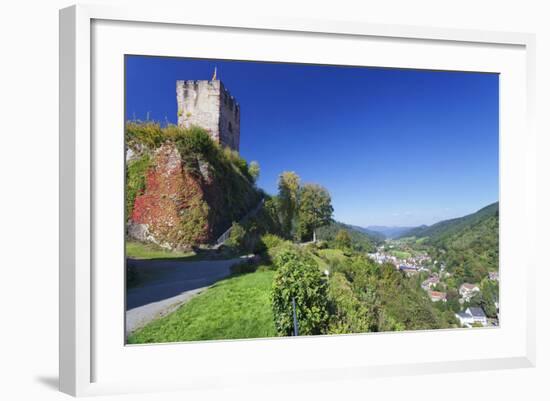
<box><xmin>337</xmin><ymin>199</ymin><xmax>498</xmax><ymax>229</ymax></box>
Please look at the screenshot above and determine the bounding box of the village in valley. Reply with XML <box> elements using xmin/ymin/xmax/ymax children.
<box><xmin>368</xmin><ymin>240</ymin><xmax>499</xmax><ymax>328</ymax></box>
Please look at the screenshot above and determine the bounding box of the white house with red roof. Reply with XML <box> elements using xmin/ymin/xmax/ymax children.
<box><xmin>428</xmin><ymin>290</ymin><xmax>447</xmax><ymax>302</ymax></box>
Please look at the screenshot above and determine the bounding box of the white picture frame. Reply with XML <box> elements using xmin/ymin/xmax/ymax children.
<box><xmin>59</xmin><ymin>4</ymin><xmax>536</xmax><ymax>397</ymax></box>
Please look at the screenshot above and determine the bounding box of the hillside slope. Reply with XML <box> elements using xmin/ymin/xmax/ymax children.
<box><xmin>126</xmin><ymin>122</ymin><xmax>261</xmax><ymax>250</ymax></box>
<box><xmin>403</xmin><ymin>202</ymin><xmax>499</xmax><ymax>282</ymax></box>
<box><xmin>400</xmin><ymin>202</ymin><xmax>498</xmax><ymax>241</ymax></box>
<box><xmin>316</xmin><ymin>221</ymin><xmax>383</xmax><ymax>252</ymax></box>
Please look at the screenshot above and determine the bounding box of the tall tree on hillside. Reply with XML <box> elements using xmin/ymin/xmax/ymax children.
<box><xmin>248</xmin><ymin>161</ymin><xmax>260</xmax><ymax>183</ymax></box>
<box><xmin>335</xmin><ymin>229</ymin><xmax>352</xmax><ymax>250</ymax></box>
<box><xmin>278</xmin><ymin>171</ymin><xmax>301</xmax><ymax>238</ymax></box>
<box><xmin>296</xmin><ymin>184</ymin><xmax>334</xmax><ymax>242</ymax></box>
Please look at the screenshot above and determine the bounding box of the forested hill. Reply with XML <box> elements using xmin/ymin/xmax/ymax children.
<box><xmin>399</xmin><ymin>202</ymin><xmax>498</xmax><ymax>241</ymax></box>
<box><xmin>403</xmin><ymin>202</ymin><xmax>499</xmax><ymax>282</ymax></box>
<box><xmin>316</xmin><ymin>221</ymin><xmax>384</xmax><ymax>252</ymax></box>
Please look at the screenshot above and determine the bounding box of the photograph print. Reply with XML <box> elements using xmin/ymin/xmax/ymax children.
<box><xmin>124</xmin><ymin>55</ymin><xmax>499</xmax><ymax>344</ymax></box>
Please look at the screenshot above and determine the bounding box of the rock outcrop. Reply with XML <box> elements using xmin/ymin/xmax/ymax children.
<box><xmin>127</xmin><ymin>138</ymin><xmax>259</xmax><ymax>250</ymax></box>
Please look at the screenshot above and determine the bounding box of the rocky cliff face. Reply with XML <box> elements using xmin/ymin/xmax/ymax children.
<box><xmin>128</xmin><ymin>143</ymin><xmax>210</xmax><ymax>249</ymax></box>
<box><xmin>127</xmin><ymin>138</ymin><xmax>259</xmax><ymax>250</ymax></box>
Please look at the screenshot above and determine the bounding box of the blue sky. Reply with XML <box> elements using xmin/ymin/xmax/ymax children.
<box><xmin>125</xmin><ymin>56</ymin><xmax>499</xmax><ymax>227</ymax></box>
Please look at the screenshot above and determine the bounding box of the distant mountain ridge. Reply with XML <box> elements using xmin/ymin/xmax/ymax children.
<box><xmin>363</xmin><ymin>225</ymin><xmax>421</xmax><ymax>239</ymax></box>
<box><xmin>348</xmin><ymin>225</ymin><xmax>387</xmax><ymax>240</ymax></box>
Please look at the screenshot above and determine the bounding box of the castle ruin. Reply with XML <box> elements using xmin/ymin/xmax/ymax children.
<box><xmin>176</xmin><ymin>71</ymin><xmax>240</xmax><ymax>152</ymax></box>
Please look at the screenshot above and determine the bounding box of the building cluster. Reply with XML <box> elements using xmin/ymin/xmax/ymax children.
<box><xmin>367</xmin><ymin>245</ymin><xmax>500</xmax><ymax>327</ymax></box>
<box><xmin>421</xmin><ymin>275</ymin><xmax>440</xmax><ymax>290</ymax></box>
<box><xmin>419</xmin><ymin>275</ymin><xmax>447</xmax><ymax>302</ymax></box>
<box><xmin>367</xmin><ymin>248</ymin><xmax>431</xmax><ymax>277</ymax></box>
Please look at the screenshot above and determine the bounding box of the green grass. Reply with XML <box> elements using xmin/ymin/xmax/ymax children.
<box><xmin>127</xmin><ymin>270</ymin><xmax>277</xmax><ymax>343</ymax></box>
<box><xmin>126</xmin><ymin>241</ymin><xmax>196</xmax><ymax>259</ymax></box>
<box><xmin>126</xmin><ymin>241</ymin><xmax>239</xmax><ymax>261</ymax></box>
<box><xmin>390</xmin><ymin>250</ymin><xmax>412</xmax><ymax>259</ymax></box>
<box><xmin>311</xmin><ymin>253</ymin><xmax>329</xmax><ymax>270</ymax></box>
<box><xmin>317</xmin><ymin>248</ymin><xmax>345</xmax><ymax>259</ymax></box>
<box><xmin>317</xmin><ymin>248</ymin><xmax>347</xmax><ymax>265</ymax></box>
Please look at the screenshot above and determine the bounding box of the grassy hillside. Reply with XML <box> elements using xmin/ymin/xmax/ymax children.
<box><xmin>128</xmin><ymin>270</ymin><xmax>276</xmax><ymax>343</ymax></box>
<box><xmin>128</xmin><ymin>241</ymin><xmax>461</xmax><ymax>344</ymax></box>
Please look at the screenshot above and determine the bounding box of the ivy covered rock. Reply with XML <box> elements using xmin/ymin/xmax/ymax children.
<box><xmin>125</xmin><ymin>122</ymin><xmax>261</xmax><ymax>249</ymax></box>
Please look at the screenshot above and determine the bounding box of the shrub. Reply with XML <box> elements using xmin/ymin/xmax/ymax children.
<box><xmin>175</xmin><ymin>126</ymin><xmax>218</xmax><ymax>174</ymax></box>
<box><xmin>335</xmin><ymin>229</ymin><xmax>352</xmax><ymax>250</ymax></box>
<box><xmin>226</xmin><ymin>222</ymin><xmax>247</xmax><ymax>251</ymax></box>
<box><xmin>265</xmin><ymin>240</ymin><xmax>295</xmax><ymax>266</ymax></box>
<box><xmin>271</xmin><ymin>248</ymin><xmax>329</xmax><ymax>336</ymax></box>
<box><xmin>125</xmin><ymin>121</ymin><xmax>164</xmax><ymax>149</ymax></box>
<box><xmin>231</xmin><ymin>259</ymin><xmax>258</xmax><ymax>275</ymax></box>
<box><xmin>223</xmin><ymin>147</ymin><xmax>250</xmax><ymax>179</ymax></box>
<box><xmin>248</xmin><ymin>161</ymin><xmax>260</xmax><ymax>183</ymax></box>
<box><xmin>178</xmin><ymin>198</ymin><xmax>211</xmax><ymax>245</ymax></box>
<box><xmin>260</xmin><ymin>234</ymin><xmax>284</xmax><ymax>250</ymax></box>
<box><xmin>327</xmin><ymin>272</ymin><xmax>373</xmax><ymax>334</ymax></box>
<box><xmin>315</xmin><ymin>240</ymin><xmax>329</xmax><ymax>250</ymax></box>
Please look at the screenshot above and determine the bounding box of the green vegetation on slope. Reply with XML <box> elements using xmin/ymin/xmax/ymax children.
<box><xmin>397</xmin><ymin>202</ymin><xmax>499</xmax><ymax>281</ymax></box>
<box><xmin>327</xmin><ymin>253</ymin><xmax>456</xmax><ymax>331</ymax></box>
<box><xmin>432</xmin><ymin>210</ymin><xmax>499</xmax><ymax>283</ymax></box>
<box><xmin>128</xmin><ymin>270</ymin><xmax>276</xmax><ymax>343</ymax></box>
<box><xmin>400</xmin><ymin>202</ymin><xmax>498</xmax><ymax>241</ymax></box>
<box><xmin>271</xmin><ymin>248</ymin><xmax>329</xmax><ymax>336</ymax></box>
<box><xmin>175</xmin><ymin>129</ymin><xmax>261</xmax><ymax>234</ymax></box>
<box><xmin>125</xmin><ymin>154</ymin><xmax>150</xmax><ymax>221</ymax></box>
<box><xmin>270</xmin><ymin>245</ymin><xmax>456</xmax><ymax>335</ymax></box>
<box><xmin>316</xmin><ymin>221</ymin><xmax>382</xmax><ymax>252</ymax></box>
<box><xmin>129</xmin><ymin>238</ymin><xmax>459</xmax><ymax>344</ymax></box>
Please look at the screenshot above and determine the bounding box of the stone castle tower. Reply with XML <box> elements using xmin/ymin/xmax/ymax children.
<box><xmin>176</xmin><ymin>70</ymin><xmax>240</xmax><ymax>152</ymax></box>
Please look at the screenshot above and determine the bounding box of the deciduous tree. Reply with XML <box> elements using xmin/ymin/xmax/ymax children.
<box><xmin>277</xmin><ymin>171</ymin><xmax>301</xmax><ymax>238</ymax></box>
<box><xmin>296</xmin><ymin>184</ymin><xmax>333</xmax><ymax>242</ymax></box>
